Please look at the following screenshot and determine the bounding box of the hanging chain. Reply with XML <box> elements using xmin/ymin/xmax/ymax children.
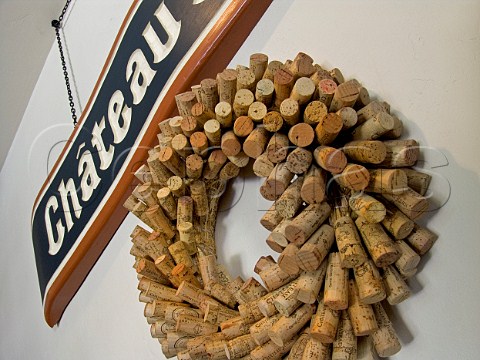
<box><xmin>52</xmin><ymin>0</ymin><xmax>78</xmax><ymax>127</ymax></box>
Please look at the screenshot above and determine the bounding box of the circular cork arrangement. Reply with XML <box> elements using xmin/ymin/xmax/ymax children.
<box><xmin>124</xmin><ymin>52</ymin><xmax>438</xmax><ymax>359</ymax></box>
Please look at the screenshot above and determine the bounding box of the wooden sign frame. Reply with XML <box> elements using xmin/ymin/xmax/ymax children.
<box><xmin>31</xmin><ymin>0</ymin><xmax>272</xmax><ymax>327</ymax></box>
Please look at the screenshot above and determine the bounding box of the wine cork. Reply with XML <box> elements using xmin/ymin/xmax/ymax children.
<box><xmin>159</xmin><ymin>118</ymin><xmax>175</xmax><ymax>138</ymax></box>
<box><xmin>254</xmin><ymin>256</ymin><xmax>276</xmax><ymax>274</ymax></box>
<box><xmin>355</xmin><ymin>217</ymin><xmax>400</xmax><ymax>268</ymax></box>
<box><xmin>227</xmin><ymin>151</ymin><xmax>249</xmax><ymax>168</ymax></box>
<box><xmin>233</xmin><ymin>89</ymin><xmax>255</xmax><ymax>117</ymax></box>
<box><xmin>181</xmin><ymin>115</ymin><xmax>199</xmax><ymax>137</ymax></box>
<box><xmin>217</xmin><ymin>69</ymin><xmax>237</xmax><ymax>105</ymax></box>
<box><xmin>296</xmin><ymin>224</ymin><xmax>335</xmax><ymax>271</ymax></box>
<box><xmin>221</xmin><ymin>131</ymin><xmax>242</xmax><ymax>157</ymax></box>
<box><xmin>215</xmin><ymin>101</ymin><xmax>233</xmax><ymax>128</ymax></box>
<box><xmin>243</xmin><ymin>126</ymin><xmax>269</xmax><ymax>159</ymax></box>
<box><xmin>349</xmin><ymin>192</ymin><xmax>386</xmax><ymax>223</ymax></box>
<box><xmin>225</xmin><ymin>334</ymin><xmax>257</xmax><ymax>360</ymax></box>
<box><xmin>405</xmin><ymin>223</ymin><xmax>437</xmax><ymax>255</ymax></box>
<box><xmin>159</xmin><ymin>146</ymin><xmax>186</xmax><ymax>178</ymax></box>
<box><xmin>220</xmin><ymin>316</ymin><xmax>251</xmax><ymax>339</ymax></box>
<box><xmin>236</xmin><ymin>69</ymin><xmax>256</xmax><ymax>93</ymax></box>
<box><xmin>249</xmin><ymin>313</ymin><xmax>282</xmax><ymax>346</ymax></box>
<box><xmin>366</xmin><ymin>168</ymin><xmax>408</xmax><ymax>194</ymax></box>
<box><xmin>185</xmin><ymin>153</ymin><xmax>204</xmax><ymax>179</ymax></box>
<box><xmin>176</xmin><ymin>281</ymin><xmax>224</xmax><ymax>313</ymax></box>
<box><xmin>145</xmin><ymin>205</ymin><xmax>175</xmax><ymax>239</ymax></box>
<box><xmin>205</xmin><ymin>339</ymin><xmax>229</xmax><ymax>360</ymax></box>
<box><xmin>124</xmin><ymin>194</ymin><xmax>139</xmax><ymax>212</ymax></box>
<box><xmin>302</xmin><ymin>337</ymin><xmax>331</xmax><ymax>360</ymax></box>
<box><xmin>324</xmin><ymin>252</ymin><xmax>349</xmax><ymax>310</ymax></box>
<box><xmin>269</xmin><ymin>218</ymin><xmax>292</xmax><ymax>249</ymax></box>
<box><xmin>189</xmin><ymin>131</ymin><xmax>209</xmax><ymax>157</ymax></box>
<box><xmin>251</xmin><ymin>336</ymin><xmax>298</xmax><ymax>360</ymax></box>
<box><xmin>311</xmin><ymin>299</ymin><xmax>340</xmax><ymax>343</ymax></box>
<box><xmin>354</xmin><ymin>86</ymin><xmax>371</xmax><ymax>111</ymax></box>
<box><xmin>204</xmin><ymin>119</ymin><xmax>222</xmax><ymax>146</ymax></box>
<box><xmin>164</xmin><ymin>304</ymin><xmax>203</xmax><ymax>324</ymax></box>
<box><xmin>303</xmin><ymin>100</ymin><xmax>328</xmax><ymax>126</ymax></box>
<box><xmin>291</xmin><ymin>77</ymin><xmax>315</xmax><ymax>105</ymax></box>
<box><xmin>288</xmin><ymin>123</ymin><xmax>315</xmax><ymax>147</ymax></box>
<box><xmin>278</xmin><ymin>243</ymin><xmax>301</xmax><ymax>275</ymax></box>
<box><xmin>342</xmin><ymin>140</ymin><xmax>387</xmax><ymax>164</ymax></box>
<box><xmin>259</xmin><ymin>263</ymin><xmax>300</xmax><ymax>292</ymax></box>
<box><xmin>219</xmin><ymin>162</ymin><xmax>240</xmax><ymax>181</ymax></box>
<box><xmin>262</xmin><ymin>60</ymin><xmax>283</xmax><ymax>81</ymax></box>
<box><xmin>274</xmin><ymin>67</ymin><xmax>295</xmax><ymax>107</ymax></box>
<box><xmin>138</xmin><ymin>278</ymin><xmax>184</xmax><ymax>302</ymax></box>
<box><xmin>315</xmin><ymin>113</ymin><xmax>343</xmax><ymax>145</ymax></box>
<box><xmin>253</xmin><ymin>152</ymin><xmax>274</xmax><ymax>177</ymax></box>
<box><xmin>317</xmin><ymin>78</ymin><xmax>337</xmax><ymax>107</ymax></box>
<box><xmin>255</xmin><ymin>79</ymin><xmax>275</xmax><ymax>107</ymax></box>
<box><xmin>285</xmin><ymin>202</ymin><xmax>332</xmax><ymax>245</ymax></box>
<box><xmin>171</xmin><ymin>133</ymin><xmax>193</xmax><ymax>159</ymax></box>
<box><xmin>190</xmin><ymin>180</ymin><xmax>208</xmax><ymax>217</ymax></box>
<box><xmin>168</xmin><ymin>115</ymin><xmax>184</xmax><ymax>135</ymax></box>
<box><xmin>353</xmin><ymin>259</ymin><xmax>386</xmax><ymax>304</ymax></box>
<box><xmin>158</xmin><ymin>136</ymin><xmax>173</xmax><ymax>151</ymax></box>
<box><xmin>130</xmin><ymin>244</ymin><xmax>148</xmax><ymax>259</ymax></box>
<box><xmin>154</xmin><ymin>254</ymin><xmax>180</xmax><ymax>286</ymax></box>
<box><xmin>200</xmin><ymin>78</ymin><xmax>219</xmax><ymax>113</ymax></box>
<box><xmin>382</xmin><ymin>187</ymin><xmax>429</xmax><ymax>220</ymax></box>
<box><xmin>329</xmin><ymin>80</ymin><xmax>360</xmax><ymax>112</ymax></box>
<box><xmin>351</xmin><ymin>112</ymin><xmax>395</xmax><ymax>141</ymax></box>
<box><xmin>394</xmin><ymin>239</ymin><xmax>421</xmax><ymax>274</ymax></box>
<box><xmin>263</xmin><ymin>111</ymin><xmax>284</xmax><ymax>133</ymax></box>
<box><xmin>250</xmin><ymin>53</ymin><xmax>268</xmax><ymax>81</ymax></box>
<box><xmin>296</xmin><ymin>260</ymin><xmax>328</xmax><ymax>304</ymax></box>
<box><xmin>275</xmin><ymin>177</ymin><xmax>304</xmax><ymax>219</ymax></box>
<box><xmin>209</xmin><ymin>282</ymin><xmax>237</xmax><ymax>309</ymax></box>
<box><xmin>233</xmin><ymin>116</ymin><xmax>254</xmax><ymax>138</ymax></box>
<box><xmin>167</xmin><ymin>175</ymin><xmax>186</xmax><ymax>197</ymax></box>
<box><xmin>289</xmin><ymin>52</ymin><xmax>315</xmax><ymax>79</ymax></box>
<box><xmin>279</xmin><ymin>98</ymin><xmax>300</xmax><ymax>126</ymax></box>
<box><xmin>148</xmin><ymin>153</ymin><xmax>173</xmax><ymax>185</ymax></box>
<box><xmin>177</xmin><ymin>196</ymin><xmax>193</xmax><ymax>225</ymax></box>
<box><xmin>203</xmin><ymin>150</ymin><xmax>227</xmax><ymax>179</ymax></box>
<box><xmin>332</xmin><ymin>311</ymin><xmax>357</xmax><ymax>360</ymax></box>
<box><xmin>192</xmin><ymin>102</ymin><xmax>215</xmax><ymax>127</ymax></box>
<box><xmin>175</xmin><ymin>91</ymin><xmax>197</xmax><ymax>116</ymax></box>
<box><xmin>198</xmin><ymin>254</ymin><xmax>219</xmax><ymax>291</ymax></box>
<box><xmin>260</xmin><ymin>203</ymin><xmax>283</xmax><ymax>231</ymax></box>
<box><xmin>144</xmin><ymin>300</ymin><xmax>189</xmax><ymax>318</ymax></box>
<box><xmin>381</xmin><ymin>139</ymin><xmax>420</xmax><ymax>168</ymax></box>
<box><xmin>260</xmin><ymin>162</ymin><xmax>294</xmax><ymax>201</ymax></box>
<box><xmin>248</xmin><ymin>101</ymin><xmax>268</xmax><ymax>123</ymax></box>
<box><xmin>137</xmin><ymin>183</ymin><xmax>159</xmax><ymax>206</ymax></box>
<box><xmin>313</xmin><ymin>146</ymin><xmax>347</xmax><ymax>174</ymax></box>
<box><xmin>272</xmin><ymin>278</ymin><xmax>303</xmax><ymax>316</ymax></box>
<box><xmin>169</xmin><ymin>241</ymin><xmax>195</xmax><ymax>271</ymax></box>
<box><xmin>136</xmin><ymin>259</ymin><xmax>170</xmax><ymax>284</ymax></box>
<box><xmin>383</xmin><ymin>265</ymin><xmax>411</xmax><ymax>305</ymax></box>
<box><xmin>268</xmin><ymin>303</ymin><xmax>315</xmax><ymax>346</ymax></box>
<box><xmin>330</xmin><ymin>67</ymin><xmax>345</xmax><ymax>84</ymax></box>
<box><xmin>265</xmin><ymin>236</ymin><xmax>286</xmax><ymax>253</ymax></box>
<box><xmin>337</xmin><ymin>107</ymin><xmax>358</xmax><ymax>130</ymax></box>
<box><xmin>401</xmin><ymin>168</ymin><xmax>432</xmax><ymax>196</ymax></box>
<box><xmin>235</xmin><ymin>277</ymin><xmax>268</xmax><ymax>304</ymax></box>
<box><xmin>157</xmin><ymin>187</ymin><xmax>177</xmax><ymax>220</ymax></box>
<box><xmin>356</xmin><ymin>100</ymin><xmax>385</xmax><ymax>124</ymax></box>
<box><xmin>152</xmin><ymin>320</ymin><xmax>177</xmax><ymax>339</ymax></box>
<box><xmin>286</xmin><ymin>147</ymin><xmax>312</xmax><ymax>174</ymax></box>
<box><xmin>185</xmin><ymin>333</ymin><xmax>226</xmax><ymax>360</ymax></box>
<box><xmin>383</xmin><ymin>115</ymin><xmax>403</xmax><ymax>139</ymax></box>
<box><xmin>204</xmin><ymin>302</ymin><xmax>239</xmax><ymax>326</ymax></box>
<box><xmin>131</xmin><ymin>201</ymin><xmax>155</xmax><ymax>229</ymax></box>
<box><xmin>238</xmin><ymin>300</ymin><xmax>265</xmax><ymax>325</ymax></box>
<box><xmin>334</xmin><ymin>163</ymin><xmax>370</xmax><ymax>191</ymax></box>
<box><xmin>266</xmin><ymin>133</ymin><xmax>289</xmax><ymax>164</ymax></box>
<box><xmin>301</xmin><ymin>165</ymin><xmax>327</xmax><ymax>204</ymax></box>
<box><xmin>134</xmin><ymin>164</ymin><xmax>153</xmax><ymax>184</ymax></box>
<box><xmin>371</xmin><ymin>302</ymin><xmax>401</xmax><ymax>357</ymax></box>
<box><xmin>347</xmin><ymin>280</ymin><xmax>378</xmax><ymax>336</ymax></box>
<box><xmin>382</xmin><ymin>205</ymin><xmax>415</xmax><ymax>239</ymax></box>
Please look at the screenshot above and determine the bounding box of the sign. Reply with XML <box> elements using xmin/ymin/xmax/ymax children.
<box><xmin>31</xmin><ymin>0</ymin><xmax>272</xmax><ymax>327</ymax></box>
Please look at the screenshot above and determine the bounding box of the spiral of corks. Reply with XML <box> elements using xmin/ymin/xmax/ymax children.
<box><xmin>124</xmin><ymin>52</ymin><xmax>438</xmax><ymax>360</ymax></box>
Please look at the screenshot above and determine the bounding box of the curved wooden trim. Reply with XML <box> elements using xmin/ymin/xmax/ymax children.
<box><xmin>43</xmin><ymin>0</ymin><xmax>272</xmax><ymax>327</ymax></box>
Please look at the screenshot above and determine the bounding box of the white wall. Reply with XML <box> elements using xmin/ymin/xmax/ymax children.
<box><xmin>1</xmin><ymin>0</ymin><xmax>480</xmax><ymax>359</ymax></box>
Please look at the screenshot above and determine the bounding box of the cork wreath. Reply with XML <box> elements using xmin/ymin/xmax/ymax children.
<box><xmin>124</xmin><ymin>52</ymin><xmax>437</xmax><ymax>359</ymax></box>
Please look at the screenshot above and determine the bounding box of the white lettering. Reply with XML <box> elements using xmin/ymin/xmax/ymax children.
<box><xmin>143</xmin><ymin>2</ymin><xmax>181</xmax><ymax>64</ymax></box>
<box><xmin>126</xmin><ymin>49</ymin><xmax>156</xmax><ymax>105</ymax></box>
<box><xmin>91</xmin><ymin>118</ymin><xmax>114</xmax><ymax>170</ymax></box>
<box><xmin>58</xmin><ymin>178</ymin><xmax>82</xmax><ymax>231</ymax></box>
<box><xmin>108</xmin><ymin>90</ymin><xmax>132</xmax><ymax>143</ymax></box>
<box><xmin>45</xmin><ymin>196</ymin><xmax>65</xmax><ymax>256</ymax></box>
<box><xmin>77</xmin><ymin>147</ymin><xmax>101</xmax><ymax>202</ymax></box>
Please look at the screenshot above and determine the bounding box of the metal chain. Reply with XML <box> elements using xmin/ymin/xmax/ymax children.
<box><xmin>52</xmin><ymin>0</ymin><xmax>78</xmax><ymax>126</ymax></box>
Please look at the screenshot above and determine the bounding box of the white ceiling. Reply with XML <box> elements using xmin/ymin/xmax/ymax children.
<box><xmin>0</xmin><ymin>0</ymin><xmax>67</xmax><ymax>171</ymax></box>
